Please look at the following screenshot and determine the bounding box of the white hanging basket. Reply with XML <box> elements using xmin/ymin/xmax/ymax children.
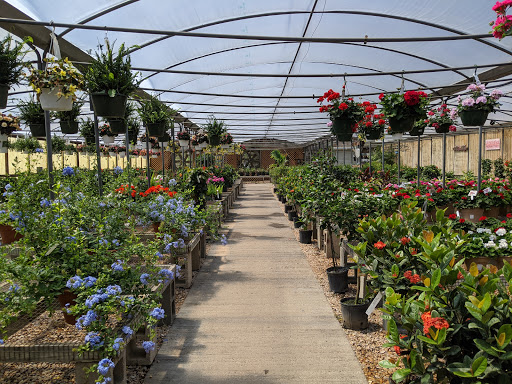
<box><xmin>179</xmin><ymin>139</ymin><xmax>189</xmax><ymax>147</ymax></box>
<box><xmin>65</xmin><ymin>150</ymin><xmax>73</xmax><ymax>156</ymax></box>
<box><xmin>151</xmin><ymin>154</ymin><xmax>158</xmax><ymax>158</ymax></box>
<box><xmin>221</xmin><ymin>144</ymin><xmax>230</xmax><ymax>150</ymax></box>
<box><xmin>109</xmin><ymin>151</ymin><xmax>116</xmax><ymax>157</ymax></box>
<box><xmin>39</xmin><ymin>88</ymin><xmax>73</xmax><ymax>111</ymax></box>
<box><xmin>102</xmin><ymin>135</ymin><xmax>115</xmax><ymax>145</ymax></box>
<box><xmin>194</xmin><ymin>145</ymin><xmax>201</xmax><ymax>151</ymax></box>
<box><xmin>119</xmin><ymin>151</ymin><xmax>126</xmax><ymax>158</ymax></box>
<box><xmin>0</xmin><ymin>134</ymin><xmax>8</xmax><ymax>153</ymax></box>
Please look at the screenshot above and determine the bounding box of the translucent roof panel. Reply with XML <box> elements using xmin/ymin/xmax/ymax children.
<box><xmin>2</xmin><ymin>0</ymin><xmax>512</xmax><ymax>143</ymax></box>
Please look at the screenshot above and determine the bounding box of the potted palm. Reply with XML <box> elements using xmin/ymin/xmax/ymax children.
<box><xmin>0</xmin><ymin>34</ymin><xmax>28</xmax><ymax>109</ymax></box>
<box><xmin>456</xmin><ymin>84</ymin><xmax>503</xmax><ymax>126</ymax></box>
<box><xmin>220</xmin><ymin>132</ymin><xmax>233</xmax><ymax>149</ymax></box>
<box><xmin>317</xmin><ymin>88</ymin><xmax>364</xmax><ymax>141</ymax></box>
<box><xmin>85</xmin><ymin>40</ymin><xmax>139</xmax><ymax>118</ymax></box>
<box><xmin>0</xmin><ymin>113</ymin><xmax>19</xmax><ymax>153</ymax></box>
<box><xmin>55</xmin><ymin>102</ymin><xmax>82</xmax><ymax>134</ymax></box>
<box><xmin>27</xmin><ymin>57</ymin><xmax>83</xmax><ymax>111</ymax></box>
<box><xmin>379</xmin><ymin>90</ymin><xmax>429</xmax><ymax>133</ymax></box>
<box><xmin>98</xmin><ymin>122</ymin><xmax>116</xmax><ymax>144</ymax></box>
<box><xmin>137</xmin><ymin>96</ymin><xmax>175</xmax><ymax>137</ymax></box>
<box><xmin>18</xmin><ymin>98</ymin><xmax>46</xmax><ymax>137</ymax></box>
<box><xmin>177</xmin><ymin>130</ymin><xmax>190</xmax><ymax>147</ymax></box>
<box><xmin>79</xmin><ymin>118</ymin><xmax>96</xmax><ymax>145</ymax></box>
<box><xmin>204</xmin><ymin>116</ymin><xmax>227</xmax><ymax>146</ymax></box>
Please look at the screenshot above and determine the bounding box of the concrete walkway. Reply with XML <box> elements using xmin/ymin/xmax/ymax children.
<box><xmin>145</xmin><ymin>184</ymin><xmax>367</xmax><ymax>384</ymax></box>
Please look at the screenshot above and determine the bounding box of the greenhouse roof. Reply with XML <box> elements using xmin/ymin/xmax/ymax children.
<box><xmin>1</xmin><ymin>0</ymin><xmax>512</xmax><ymax>144</ymax></box>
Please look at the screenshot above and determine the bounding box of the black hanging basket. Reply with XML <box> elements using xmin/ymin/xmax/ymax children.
<box><xmin>408</xmin><ymin>125</ymin><xmax>424</xmax><ymax>136</ymax></box>
<box><xmin>146</xmin><ymin>122</ymin><xmax>166</xmax><ymax>137</ymax></box>
<box><xmin>331</xmin><ymin>117</ymin><xmax>355</xmax><ymax>135</ymax></box>
<box><xmin>108</xmin><ymin>118</ymin><xmax>127</xmax><ymax>134</ymax></box>
<box><xmin>29</xmin><ymin>123</ymin><xmax>46</xmax><ymax>137</ymax></box>
<box><xmin>365</xmin><ymin>130</ymin><xmax>382</xmax><ymax>140</ymax></box>
<box><xmin>209</xmin><ymin>134</ymin><xmax>221</xmax><ymax>146</ymax></box>
<box><xmin>435</xmin><ymin>123</ymin><xmax>451</xmax><ymax>134</ymax></box>
<box><xmin>388</xmin><ymin>116</ymin><xmax>416</xmax><ymax>133</ymax></box>
<box><xmin>60</xmin><ymin>120</ymin><xmax>79</xmax><ymax>134</ymax></box>
<box><xmin>0</xmin><ymin>84</ymin><xmax>8</xmax><ymax>109</ymax></box>
<box><xmin>336</xmin><ymin>131</ymin><xmax>353</xmax><ymax>142</ymax></box>
<box><xmin>90</xmin><ymin>93</ymin><xmax>127</xmax><ymax>118</ymax></box>
<box><xmin>459</xmin><ymin>109</ymin><xmax>489</xmax><ymax>127</ymax></box>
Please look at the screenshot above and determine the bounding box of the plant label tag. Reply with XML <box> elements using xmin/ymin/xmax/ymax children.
<box><xmin>468</xmin><ymin>190</ymin><xmax>478</xmax><ymax>200</ymax></box>
<box><xmin>456</xmin><ymin>210</ymin><xmax>460</xmax><ymax>217</ymax></box>
<box><xmin>483</xmin><ymin>187</ymin><xmax>492</xmax><ymax>194</ymax></box>
<box><xmin>366</xmin><ymin>291</ymin><xmax>383</xmax><ymax>316</ymax></box>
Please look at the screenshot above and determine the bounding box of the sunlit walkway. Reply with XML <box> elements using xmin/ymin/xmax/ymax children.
<box><xmin>145</xmin><ymin>183</ymin><xmax>366</xmax><ymax>384</ymax></box>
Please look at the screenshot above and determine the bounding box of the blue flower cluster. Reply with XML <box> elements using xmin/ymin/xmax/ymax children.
<box><xmin>113</xmin><ymin>166</ymin><xmax>123</xmax><ymax>175</ymax></box>
<box><xmin>112</xmin><ymin>337</ymin><xmax>124</xmax><ymax>351</ymax></box>
<box><xmin>158</xmin><ymin>269</ymin><xmax>174</xmax><ymax>283</ymax></box>
<box><xmin>40</xmin><ymin>198</ymin><xmax>50</xmax><ymax>207</ymax></box>
<box><xmin>66</xmin><ymin>275</ymin><xmax>83</xmax><ymax>289</ymax></box>
<box><xmin>75</xmin><ymin>310</ymin><xmax>98</xmax><ymax>329</ymax></box>
<box><xmin>221</xmin><ymin>234</ymin><xmax>228</xmax><ymax>245</ymax></box>
<box><xmin>35</xmin><ymin>148</ymin><xmax>44</xmax><ymax>153</ymax></box>
<box><xmin>140</xmin><ymin>273</ymin><xmax>150</xmax><ymax>285</ymax></box>
<box><xmin>142</xmin><ymin>340</ymin><xmax>155</xmax><ymax>353</ymax></box>
<box><xmin>122</xmin><ymin>326</ymin><xmax>133</xmax><ymax>336</ymax></box>
<box><xmin>164</xmin><ymin>238</ymin><xmax>186</xmax><ymax>253</ymax></box>
<box><xmin>97</xmin><ymin>358</ymin><xmax>114</xmax><ymax>376</ymax></box>
<box><xmin>149</xmin><ymin>307</ymin><xmax>165</xmax><ymax>320</ymax></box>
<box><xmin>85</xmin><ymin>331</ymin><xmax>103</xmax><ymax>348</ymax></box>
<box><xmin>62</xmin><ymin>166</ymin><xmax>75</xmax><ymax>176</ymax></box>
<box><xmin>111</xmin><ymin>260</ymin><xmax>124</xmax><ymax>271</ymax></box>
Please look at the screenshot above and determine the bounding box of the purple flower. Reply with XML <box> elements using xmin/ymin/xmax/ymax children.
<box><xmin>149</xmin><ymin>307</ymin><xmax>165</xmax><ymax>320</ymax></box>
<box><xmin>62</xmin><ymin>167</ymin><xmax>75</xmax><ymax>176</ymax></box>
<box><xmin>475</xmin><ymin>96</ymin><xmax>487</xmax><ymax>104</ymax></box>
<box><xmin>97</xmin><ymin>358</ymin><xmax>114</xmax><ymax>376</ymax></box>
<box><xmin>461</xmin><ymin>98</ymin><xmax>475</xmax><ymax>107</ymax></box>
<box><xmin>140</xmin><ymin>273</ymin><xmax>150</xmax><ymax>285</ymax></box>
<box><xmin>85</xmin><ymin>331</ymin><xmax>103</xmax><ymax>348</ymax></box>
<box><xmin>111</xmin><ymin>260</ymin><xmax>124</xmax><ymax>271</ymax></box>
<box><xmin>122</xmin><ymin>326</ymin><xmax>133</xmax><ymax>336</ymax></box>
<box><xmin>75</xmin><ymin>310</ymin><xmax>98</xmax><ymax>329</ymax></box>
<box><xmin>142</xmin><ymin>340</ymin><xmax>155</xmax><ymax>353</ymax></box>
<box><xmin>220</xmin><ymin>234</ymin><xmax>227</xmax><ymax>245</ymax></box>
<box><xmin>83</xmin><ymin>276</ymin><xmax>97</xmax><ymax>288</ymax></box>
<box><xmin>112</xmin><ymin>337</ymin><xmax>124</xmax><ymax>351</ymax></box>
<box><xmin>66</xmin><ymin>275</ymin><xmax>83</xmax><ymax>289</ymax></box>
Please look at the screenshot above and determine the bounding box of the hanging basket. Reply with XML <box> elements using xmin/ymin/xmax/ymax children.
<box><xmin>408</xmin><ymin>125</ymin><xmax>424</xmax><ymax>136</ymax></box>
<box><xmin>29</xmin><ymin>123</ymin><xmax>46</xmax><ymax>137</ymax></box>
<box><xmin>102</xmin><ymin>135</ymin><xmax>115</xmax><ymax>145</ymax></box>
<box><xmin>179</xmin><ymin>139</ymin><xmax>189</xmax><ymax>147</ymax></box>
<box><xmin>365</xmin><ymin>130</ymin><xmax>382</xmax><ymax>140</ymax></box>
<box><xmin>331</xmin><ymin>117</ymin><xmax>355</xmax><ymax>135</ymax></box>
<box><xmin>209</xmin><ymin>134</ymin><xmax>221</xmax><ymax>146</ymax></box>
<box><xmin>336</xmin><ymin>131</ymin><xmax>353</xmax><ymax>142</ymax></box>
<box><xmin>39</xmin><ymin>88</ymin><xmax>73</xmax><ymax>111</ymax></box>
<box><xmin>90</xmin><ymin>93</ymin><xmax>127</xmax><ymax>118</ymax></box>
<box><xmin>0</xmin><ymin>84</ymin><xmax>8</xmax><ymax>109</ymax></box>
<box><xmin>221</xmin><ymin>144</ymin><xmax>230</xmax><ymax>150</ymax></box>
<box><xmin>388</xmin><ymin>116</ymin><xmax>415</xmax><ymax>133</ymax></box>
<box><xmin>59</xmin><ymin>120</ymin><xmax>79</xmax><ymax>134</ymax></box>
<box><xmin>435</xmin><ymin>123</ymin><xmax>451</xmax><ymax>134</ymax></box>
<box><xmin>0</xmin><ymin>134</ymin><xmax>8</xmax><ymax>153</ymax></box>
<box><xmin>108</xmin><ymin>118</ymin><xmax>127</xmax><ymax>134</ymax></box>
<box><xmin>146</xmin><ymin>122</ymin><xmax>166</xmax><ymax>137</ymax></box>
<box><xmin>459</xmin><ymin>109</ymin><xmax>489</xmax><ymax>127</ymax></box>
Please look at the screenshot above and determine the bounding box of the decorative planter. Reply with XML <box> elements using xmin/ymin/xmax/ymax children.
<box><xmin>56</xmin><ymin>290</ymin><xmax>78</xmax><ymax>325</ymax></box>
<box><xmin>388</xmin><ymin>116</ymin><xmax>415</xmax><ymax>133</ymax></box>
<box><xmin>59</xmin><ymin>120</ymin><xmax>79</xmax><ymax>134</ymax></box>
<box><xmin>299</xmin><ymin>229</ymin><xmax>312</xmax><ymax>244</ymax></box>
<box><xmin>29</xmin><ymin>123</ymin><xmax>46</xmax><ymax>137</ymax></box>
<box><xmin>332</xmin><ymin>117</ymin><xmax>355</xmax><ymax>135</ymax></box>
<box><xmin>460</xmin><ymin>109</ymin><xmax>489</xmax><ymax>127</ymax></box>
<box><xmin>90</xmin><ymin>93</ymin><xmax>127</xmax><ymax>118</ymax></box>
<box><xmin>0</xmin><ymin>84</ymin><xmax>9</xmax><ymax>109</ymax></box>
<box><xmin>336</xmin><ymin>131</ymin><xmax>353</xmax><ymax>142</ymax></box>
<box><xmin>458</xmin><ymin>207</ymin><xmax>485</xmax><ymax>223</ymax></box>
<box><xmin>108</xmin><ymin>118</ymin><xmax>127</xmax><ymax>134</ymax></box>
<box><xmin>0</xmin><ymin>134</ymin><xmax>8</xmax><ymax>154</ymax></box>
<box><xmin>146</xmin><ymin>122</ymin><xmax>166</xmax><ymax>137</ymax></box>
<box><xmin>340</xmin><ymin>297</ymin><xmax>370</xmax><ymax>330</ymax></box>
<box><xmin>39</xmin><ymin>88</ymin><xmax>72</xmax><ymax>111</ymax></box>
<box><xmin>0</xmin><ymin>224</ymin><xmax>22</xmax><ymax>244</ymax></box>
<box><xmin>179</xmin><ymin>139</ymin><xmax>189</xmax><ymax>147</ymax></box>
<box><xmin>326</xmin><ymin>267</ymin><xmax>349</xmax><ymax>293</ymax></box>
<box><xmin>435</xmin><ymin>123</ymin><xmax>451</xmax><ymax>134</ymax></box>
<box><xmin>365</xmin><ymin>130</ymin><xmax>382</xmax><ymax>140</ymax></box>
<box><xmin>221</xmin><ymin>144</ymin><xmax>230</xmax><ymax>150</ymax></box>
<box><xmin>408</xmin><ymin>126</ymin><xmax>424</xmax><ymax>136</ymax></box>
<box><xmin>102</xmin><ymin>135</ymin><xmax>115</xmax><ymax>145</ymax></box>
<box><xmin>209</xmin><ymin>135</ymin><xmax>221</xmax><ymax>146</ymax></box>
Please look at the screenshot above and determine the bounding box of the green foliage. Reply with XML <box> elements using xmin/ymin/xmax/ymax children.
<box><xmin>54</xmin><ymin>101</ymin><xmax>83</xmax><ymax>122</ymax></box>
<box><xmin>137</xmin><ymin>95</ymin><xmax>176</xmax><ymax>125</ymax></box>
<box><xmin>270</xmin><ymin>150</ymin><xmax>287</xmax><ymax>167</ymax></box>
<box><xmin>17</xmin><ymin>98</ymin><xmax>45</xmax><ymax>124</ymax></box>
<box><xmin>494</xmin><ymin>158</ymin><xmax>506</xmax><ymax>179</ymax></box>
<box><xmin>422</xmin><ymin>165</ymin><xmax>441</xmax><ymax>180</ymax></box>
<box><xmin>50</xmin><ymin>136</ymin><xmax>66</xmax><ymax>153</ymax></box>
<box><xmin>203</xmin><ymin>116</ymin><xmax>227</xmax><ymax>137</ymax></box>
<box><xmin>79</xmin><ymin>118</ymin><xmax>96</xmax><ymax>144</ymax></box>
<box><xmin>482</xmin><ymin>158</ymin><xmax>492</xmax><ymax>179</ymax></box>
<box><xmin>10</xmin><ymin>137</ymin><xmax>42</xmax><ymax>153</ymax></box>
<box><xmin>0</xmin><ymin>34</ymin><xmax>30</xmax><ymax>86</ymax></box>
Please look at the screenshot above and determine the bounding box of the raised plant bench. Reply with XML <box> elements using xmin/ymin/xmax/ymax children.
<box><xmin>0</xmin><ymin>265</ymin><xmax>176</xmax><ymax>384</ymax></box>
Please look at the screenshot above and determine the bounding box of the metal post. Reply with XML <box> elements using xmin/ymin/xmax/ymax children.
<box><xmin>359</xmin><ymin>141</ymin><xmax>362</xmax><ymax>169</ymax></box>
<box><xmin>44</xmin><ymin>110</ymin><xmax>54</xmax><ymax>200</ymax></box>
<box><xmin>368</xmin><ymin>141</ymin><xmax>372</xmax><ymax>174</ymax></box>
<box><xmin>125</xmin><ymin>122</ymin><xmax>131</xmax><ymax>188</ymax></box>
<box><xmin>161</xmin><ymin>141</ymin><xmax>165</xmax><ymax>183</ymax></box>
<box><xmin>442</xmin><ymin>132</ymin><xmax>446</xmax><ymax>188</ymax></box>
<box><xmin>381</xmin><ymin>135</ymin><xmax>385</xmax><ymax>173</ymax></box>
<box><xmin>477</xmin><ymin>125</ymin><xmax>483</xmax><ymax>192</ymax></box>
<box><xmin>397</xmin><ymin>140</ymin><xmax>401</xmax><ymax>184</ymax></box>
<box><xmin>417</xmin><ymin>135</ymin><xmax>421</xmax><ymax>187</ymax></box>
<box><xmin>171</xmin><ymin>122</ymin><xmax>176</xmax><ymax>174</ymax></box>
<box><xmin>93</xmin><ymin>114</ymin><xmax>103</xmax><ymax>197</ymax></box>
<box><xmin>145</xmin><ymin>130</ymin><xmax>151</xmax><ymax>190</ymax></box>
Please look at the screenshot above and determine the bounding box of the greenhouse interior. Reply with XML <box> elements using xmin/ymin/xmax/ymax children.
<box><xmin>0</xmin><ymin>1</ymin><xmax>512</xmax><ymax>383</ymax></box>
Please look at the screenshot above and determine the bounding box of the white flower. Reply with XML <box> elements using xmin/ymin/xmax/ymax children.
<box><xmin>468</xmin><ymin>231</ymin><xmax>474</xmax><ymax>235</ymax></box>
<box><xmin>489</xmin><ymin>234</ymin><xmax>496</xmax><ymax>241</ymax></box>
<box><xmin>499</xmin><ymin>240</ymin><xmax>508</xmax><ymax>249</ymax></box>
<box><xmin>484</xmin><ymin>228</ymin><xmax>492</xmax><ymax>234</ymax></box>
<box><xmin>483</xmin><ymin>240</ymin><xmax>496</xmax><ymax>248</ymax></box>
<box><xmin>496</xmin><ymin>228</ymin><xmax>507</xmax><ymax>236</ymax></box>
<box><xmin>477</xmin><ymin>228</ymin><xmax>485</xmax><ymax>234</ymax></box>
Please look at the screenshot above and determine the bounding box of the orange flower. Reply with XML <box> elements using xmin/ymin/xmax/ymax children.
<box><xmin>400</xmin><ymin>237</ymin><xmax>410</xmax><ymax>245</ymax></box>
<box><xmin>374</xmin><ymin>241</ymin><xmax>386</xmax><ymax>250</ymax></box>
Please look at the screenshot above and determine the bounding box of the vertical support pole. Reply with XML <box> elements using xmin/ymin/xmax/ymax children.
<box><xmin>397</xmin><ymin>140</ymin><xmax>401</xmax><ymax>185</ymax></box>
<box><xmin>368</xmin><ymin>141</ymin><xmax>372</xmax><ymax>174</ymax></box>
<box><xmin>125</xmin><ymin>122</ymin><xmax>131</xmax><ymax>188</ymax></box>
<box><xmin>93</xmin><ymin>114</ymin><xmax>103</xmax><ymax>197</ymax></box>
<box><xmin>358</xmin><ymin>141</ymin><xmax>362</xmax><ymax>169</ymax></box>
<box><xmin>5</xmin><ymin>152</ymin><xmax>8</xmax><ymax>175</ymax></box>
<box><xmin>44</xmin><ymin>110</ymin><xmax>54</xmax><ymax>200</ymax></box>
<box><xmin>381</xmin><ymin>135</ymin><xmax>385</xmax><ymax>173</ymax></box>
<box><xmin>162</xmin><ymin>142</ymin><xmax>165</xmax><ymax>183</ymax></box>
<box><xmin>477</xmin><ymin>125</ymin><xmax>483</xmax><ymax>192</ymax></box>
<box><xmin>146</xmin><ymin>131</ymin><xmax>151</xmax><ymax>190</ymax></box>
<box><xmin>442</xmin><ymin>132</ymin><xmax>447</xmax><ymax>188</ymax></box>
<box><xmin>417</xmin><ymin>134</ymin><xmax>421</xmax><ymax>187</ymax></box>
<box><xmin>171</xmin><ymin>123</ymin><xmax>176</xmax><ymax>175</ymax></box>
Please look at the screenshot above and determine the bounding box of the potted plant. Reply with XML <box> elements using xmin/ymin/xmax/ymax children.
<box><xmin>11</xmin><ymin>137</ymin><xmax>42</xmax><ymax>154</ymax></box>
<box><xmin>79</xmin><ymin>118</ymin><xmax>96</xmax><ymax>145</ymax></box>
<box><xmin>64</xmin><ymin>144</ymin><xmax>76</xmax><ymax>156</ymax></box>
<box><xmin>137</xmin><ymin>96</ymin><xmax>175</xmax><ymax>137</ymax></box>
<box><xmin>55</xmin><ymin>101</ymin><xmax>82</xmax><ymax>134</ymax></box>
<box><xmin>0</xmin><ymin>34</ymin><xmax>29</xmax><ymax>109</ymax></box>
<box><xmin>317</xmin><ymin>88</ymin><xmax>363</xmax><ymax>141</ymax></box>
<box><xmin>18</xmin><ymin>98</ymin><xmax>46</xmax><ymax>137</ymax></box>
<box><xmin>0</xmin><ymin>113</ymin><xmax>19</xmax><ymax>153</ymax></box>
<box><xmin>491</xmin><ymin>1</ymin><xmax>512</xmax><ymax>39</ymax></box>
<box><xmin>379</xmin><ymin>90</ymin><xmax>429</xmax><ymax>133</ymax></box>
<box><xmin>356</xmin><ymin>102</ymin><xmax>386</xmax><ymax>141</ymax></box>
<box><xmin>127</xmin><ymin>117</ymin><xmax>140</xmax><ymax>146</ymax></box>
<box><xmin>456</xmin><ymin>84</ymin><xmax>503</xmax><ymax>126</ymax></box>
<box><xmin>326</xmin><ymin>228</ymin><xmax>349</xmax><ymax>293</ymax></box>
<box><xmin>426</xmin><ymin>103</ymin><xmax>457</xmax><ymax>133</ymax></box>
<box><xmin>204</xmin><ymin>116</ymin><xmax>227</xmax><ymax>146</ymax></box>
<box><xmin>177</xmin><ymin>130</ymin><xmax>190</xmax><ymax>147</ymax></box>
<box><xmin>85</xmin><ymin>40</ymin><xmax>139</xmax><ymax>118</ymax></box>
<box><xmin>50</xmin><ymin>135</ymin><xmax>66</xmax><ymax>154</ymax></box>
<box><xmin>99</xmin><ymin>122</ymin><xmax>116</xmax><ymax>144</ymax></box>
<box><xmin>107</xmin><ymin>102</ymin><xmax>137</xmax><ymax>135</ymax></box>
<box><xmin>408</xmin><ymin>118</ymin><xmax>427</xmax><ymax>137</ymax></box>
<box><xmin>108</xmin><ymin>145</ymin><xmax>117</xmax><ymax>157</ymax></box>
<box><xmin>27</xmin><ymin>57</ymin><xmax>83</xmax><ymax>111</ymax></box>
<box><xmin>117</xmin><ymin>145</ymin><xmax>127</xmax><ymax>158</ymax></box>
<box><xmin>220</xmin><ymin>132</ymin><xmax>233</xmax><ymax>149</ymax></box>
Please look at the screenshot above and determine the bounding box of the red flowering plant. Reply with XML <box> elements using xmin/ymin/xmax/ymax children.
<box><xmin>317</xmin><ymin>88</ymin><xmax>364</xmax><ymax>122</ymax></box>
<box><xmin>491</xmin><ymin>0</ymin><xmax>512</xmax><ymax>39</ymax></box>
<box><xmin>425</xmin><ymin>103</ymin><xmax>457</xmax><ymax>133</ymax></box>
<box><xmin>98</xmin><ymin>123</ymin><xmax>116</xmax><ymax>137</ymax></box>
<box><xmin>356</xmin><ymin>102</ymin><xmax>386</xmax><ymax>140</ymax></box>
<box><xmin>379</xmin><ymin>90</ymin><xmax>429</xmax><ymax>121</ymax></box>
<box><xmin>176</xmin><ymin>130</ymin><xmax>190</xmax><ymax>140</ymax></box>
<box><xmin>380</xmin><ymin>244</ymin><xmax>512</xmax><ymax>383</ymax></box>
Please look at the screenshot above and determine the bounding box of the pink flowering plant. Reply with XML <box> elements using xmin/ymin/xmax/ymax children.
<box><xmin>426</xmin><ymin>104</ymin><xmax>456</xmax><ymax>133</ymax></box>
<box><xmin>456</xmin><ymin>84</ymin><xmax>503</xmax><ymax>114</ymax></box>
<box><xmin>491</xmin><ymin>1</ymin><xmax>512</xmax><ymax>39</ymax></box>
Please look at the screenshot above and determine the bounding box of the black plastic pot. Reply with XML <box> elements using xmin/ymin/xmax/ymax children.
<box><xmin>276</xmin><ymin>194</ymin><xmax>283</xmax><ymax>201</ymax></box>
<box><xmin>60</xmin><ymin>120</ymin><xmax>79</xmax><ymax>134</ymax></box>
<box><xmin>287</xmin><ymin>210</ymin><xmax>297</xmax><ymax>221</ymax></box>
<box><xmin>340</xmin><ymin>297</ymin><xmax>370</xmax><ymax>330</ymax></box>
<box><xmin>293</xmin><ymin>217</ymin><xmax>303</xmax><ymax>228</ymax></box>
<box><xmin>284</xmin><ymin>204</ymin><xmax>293</xmax><ymax>213</ymax></box>
<box><xmin>209</xmin><ymin>134</ymin><xmax>221</xmax><ymax>146</ymax></box>
<box><xmin>299</xmin><ymin>229</ymin><xmax>312</xmax><ymax>244</ymax></box>
<box><xmin>280</xmin><ymin>196</ymin><xmax>287</xmax><ymax>203</ymax></box>
<box><xmin>29</xmin><ymin>123</ymin><xmax>46</xmax><ymax>137</ymax></box>
<box><xmin>388</xmin><ymin>116</ymin><xmax>415</xmax><ymax>133</ymax></box>
<box><xmin>459</xmin><ymin>109</ymin><xmax>488</xmax><ymax>127</ymax></box>
<box><xmin>108</xmin><ymin>118</ymin><xmax>127</xmax><ymax>134</ymax></box>
<box><xmin>90</xmin><ymin>93</ymin><xmax>127</xmax><ymax>118</ymax></box>
<box><xmin>336</xmin><ymin>131</ymin><xmax>354</xmax><ymax>142</ymax></box>
<box><xmin>326</xmin><ymin>267</ymin><xmax>349</xmax><ymax>293</ymax></box>
<box><xmin>146</xmin><ymin>122</ymin><xmax>166</xmax><ymax>137</ymax></box>
<box><xmin>0</xmin><ymin>84</ymin><xmax>8</xmax><ymax>109</ymax></box>
<box><xmin>435</xmin><ymin>123</ymin><xmax>450</xmax><ymax>134</ymax></box>
<box><xmin>331</xmin><ymin>117</ymin><xmax>355</xmax><ymax>135</ymax></box>
<box><xmin>273</xmin><ymin>187</ymin><xmax>277</xmax><ymax>193</ymax></box>
<box><xmin>365</xmin><ymin>130</ymin><xmax>382</xmax><ymax>140</ymax></box>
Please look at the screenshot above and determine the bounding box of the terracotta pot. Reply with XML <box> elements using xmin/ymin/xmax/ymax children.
<box><xmin>56</xmin><ymin>289</ymin><xmax>78</xmax><ymax>325</ymax></box>
<box><xmin>0</xmin><ymin>224</ymin><xmax>22</xmax><ymax>244</ymax></box>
